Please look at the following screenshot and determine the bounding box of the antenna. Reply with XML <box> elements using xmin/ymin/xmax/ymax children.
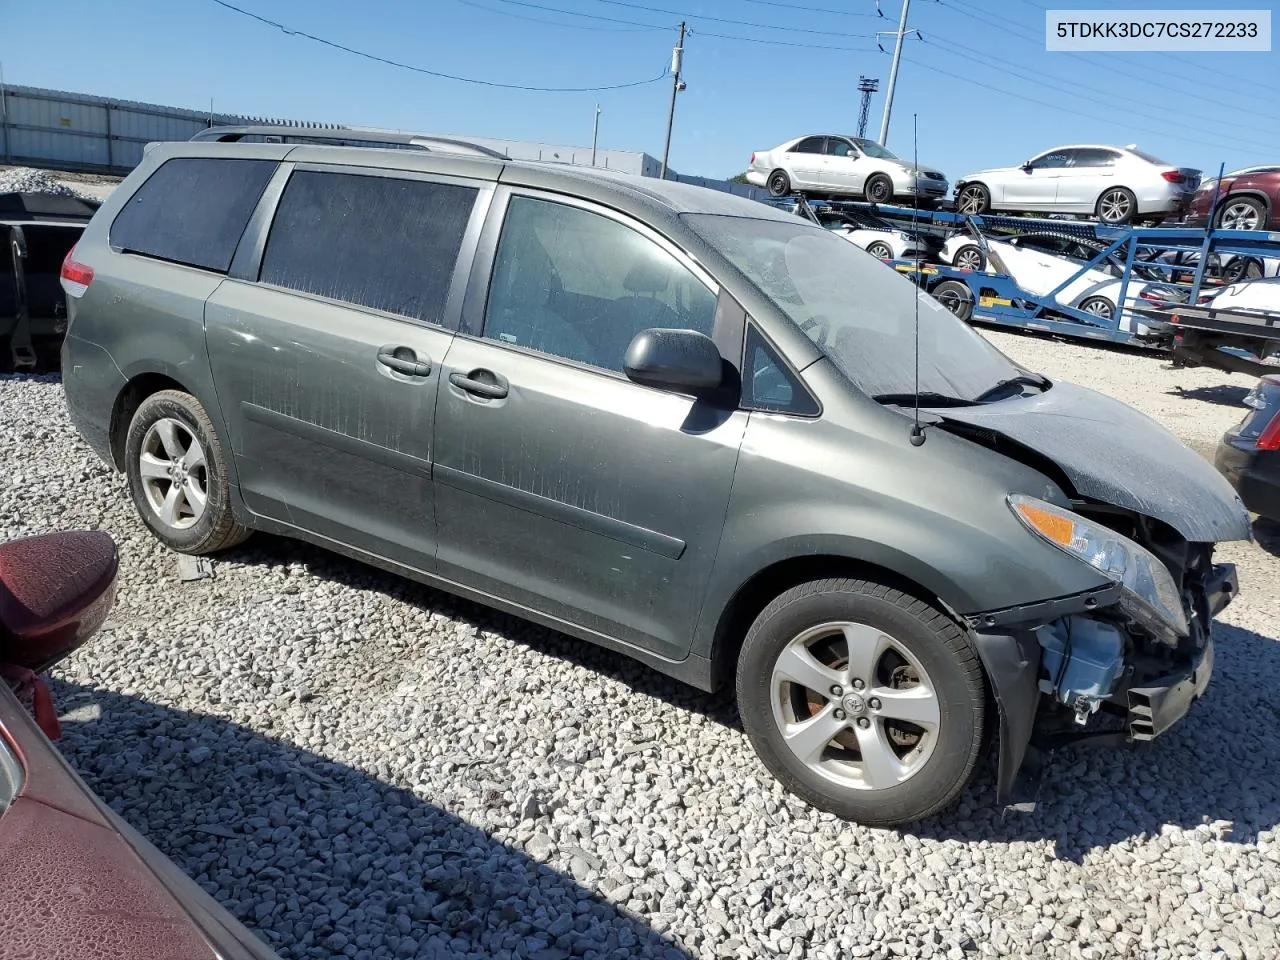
<box><xmin>909</xmin><ymin>112</ymin><xmax>926</xmax><ymax>447</ymax></box>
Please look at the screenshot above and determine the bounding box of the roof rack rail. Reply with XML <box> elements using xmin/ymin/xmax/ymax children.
<box><xmin>189</xmin><ymin>125</ymin><xmax>508</xmax><ymax>159</ymax></box>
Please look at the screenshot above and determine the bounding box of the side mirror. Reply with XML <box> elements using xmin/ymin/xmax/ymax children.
<box><xmin>0</xmin><ymin>531</ymin><xmax>118</xmax><ymax>673</ymax></box>
<box><xmin>1021</xmin><ymin>161</ymin><xmax>1034</xmax><ymax>171</ymax></box>
<box><xmin>624</xmin><ymin>328</ymin><xmax>723</xmax><ymax>396</ymax></box>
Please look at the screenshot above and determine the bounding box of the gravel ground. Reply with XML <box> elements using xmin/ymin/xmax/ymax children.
<box><xmin>4</xmin><ymin>330</ymin><xmax>1280</xmax><ymax>960</ymax></box>
<box><xmin>0</xmin><ymin>165</ymin><xmax>121</xmax><ymax>201</ymax></box>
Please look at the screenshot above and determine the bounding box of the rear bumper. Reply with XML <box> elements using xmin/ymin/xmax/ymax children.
<box><xmin>745</xmin><ymin>171</ymin><xmax>767</xmax><ymax>187</ymax></box>
<box><xmin>1215</xmin><ymin>436</ymin><xmax>1280</xmax><ymax>520</ymax></box>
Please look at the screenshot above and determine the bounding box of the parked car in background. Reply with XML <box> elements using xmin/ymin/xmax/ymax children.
<box><xmin>1196</xmin><ymin>276</ymin><xmax>1280</xmax><ymax>314</ymax></box>
<box><xmin>0</xmin><ymin>192</ymin><xmax>96</xmax><ymax>371</ymax></box>
<box><xmin>59</xmin><ymin>137</ymin><xmax>1243</xmax><ymax>826</ymax></box>
<box><xmin>954</xmin><ymin>145</ymin><xmax>1201</xmax><ymax>225</ymax></box>
<box><xmin>0</xmin><ymin>530</ymin><xmax>279</xmax><ymax>960</ymax></box>
<box><xmin>938</xmin><ymin>232</ymin><xmax>1176</xmax><ymax>328</ymax></box>
<box><xmin>1216</xmin><ymin>375</ymin><xmax>1280</xmax><ymax>521</ymax></box>
<box><xmin>746</xmin><ymin>134</ymin><xmax>949</xmax><ymax>203</ymax></box>
<box><xmin>1186</xmin><ymin>165</ymin><xmax>1280</xmax><ymax>231</ymax></box>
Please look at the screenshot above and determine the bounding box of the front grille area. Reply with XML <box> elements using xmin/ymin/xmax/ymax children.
<box><xmin>922</xmin><ymin>172</ymin><xmax>945</xmax><ymax>181</ymax></box>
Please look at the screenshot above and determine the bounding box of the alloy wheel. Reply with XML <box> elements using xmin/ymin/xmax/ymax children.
<box><xmin>1220</xmin><ymin>201</ymin><xmax>1262</xmax><ymax>231</ymax></box>
<box><xmin>138</xmin><ymin>418</ymin><xmax>209</xmax><ymax>530</ymax></box>
<box><xmin>1098</xmin><ymin>190</ymin><xmax>1133</xmax><ymax>223</ymax></box>
<box><xmin>769</xmin><ymin>621</ymin><xmax>940</xmax><ymax>791</ymax></box>
<box><xmin>954</xmin><ymin>247</ymin><xmax>984</xmax><ymax>271</ymax></box>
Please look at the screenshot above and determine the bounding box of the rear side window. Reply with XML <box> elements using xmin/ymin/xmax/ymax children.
<box><xmin>110</xmin><ymin>158</ymin><xmax>277</xmax><ymax>273</ymax></box>
<box><xmin>260</xmin><ymin>171</ymin><xmax>477</xmax><ymax>324</ymax></box>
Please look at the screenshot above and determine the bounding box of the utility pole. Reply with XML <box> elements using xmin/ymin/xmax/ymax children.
<box><xmin>856</xmin><ymin>76</ymin><xmax>879</xmax><ymax>138</ymax></box>
<box><xmin>660</xmin><ymin>21</ymin><xmax>686</xmax><ymax>180</ymax></box>
<box><xmin>591</xmin><ymin>104</ymin><xmax>601</xmax><ymax>166</ymax></box>
<box><xmin>877</xmin><ymin>0</ymin><xmax>912</xmax><ymax>146</ymax></box>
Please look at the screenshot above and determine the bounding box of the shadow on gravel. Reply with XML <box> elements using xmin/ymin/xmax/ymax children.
<box><xmin>48</xmin><ymin>677</ymin><xmax>692</xmax><ymax>960</ymax></box>
<box><xmin>918</xmin><ymin>620</ymin><xmax>1280</xmax><ymax>862</ymax></box>
<box><xmin>208</xmin><ymin>532</ymin><xmax>1280</xmax><ymax>865</ymax></box>
<box><xmin>219</xmin><ymin>533</ymin><xmax>741</xmax><ymax>730</ymax></box>
<box><xmin>1166</xmin><ymin>383</ymin><xmax>1251</xmax><ymax>407</ymax></box>
<box><xmin>1249</xmin><ymin>517</ymin><xmax>1280</xmax><ymax>558</ymax></box>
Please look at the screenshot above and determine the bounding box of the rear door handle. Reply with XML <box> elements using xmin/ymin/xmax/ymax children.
<box><xmin>449</xmin><ymin>370</ymin><xmax>508</xmax><ymax>400</ymax></box>
<box><xmin>377</xmin><ymin>346</ymin><xmax>432</xmax><ymax>378</ymax></box>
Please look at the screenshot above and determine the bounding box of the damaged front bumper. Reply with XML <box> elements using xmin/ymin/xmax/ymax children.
<box><xmin>969</xmin><ymin>561</ymin><xmax>1237</xmax><ymax>807</ymax></box>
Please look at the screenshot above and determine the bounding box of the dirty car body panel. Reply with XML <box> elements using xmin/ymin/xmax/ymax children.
<box><xmin>58</xmin><ymin>141</ymin><xmax>1245</xmax><ymax>819</ymax></box>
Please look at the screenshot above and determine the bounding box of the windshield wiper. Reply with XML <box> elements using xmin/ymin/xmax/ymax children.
<box><xmin>871</xmin><ymin>391</ymin><xmax>976</xmax><ymax>407</ymax></box>
<box><xmin>974</xmin><ymin>374</ymin><xmax>1049</xmax><ymax>402</ymax></box>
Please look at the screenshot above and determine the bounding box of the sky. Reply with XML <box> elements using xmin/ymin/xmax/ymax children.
<box><xmin>6</xmin><ymin>0</ymin><xmax>1280</xmax><ymax>182</ymax></box>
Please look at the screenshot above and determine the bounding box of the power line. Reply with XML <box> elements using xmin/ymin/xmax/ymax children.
<box><xmin>924</xmin><ymin>36</ymin><xmax>1280</xmax><ymax>148</ymax></box>
<box><xmin>209</xmin><ymin>0</ymin><xmax>670</xmax><ymax>91</ymax></box>
<box><xmin>484</xmin><ymin>0</ymin><xmax>669</xmax><ymax>30</ymax></box>
<box><xmin>486</xmin><ymin>0</ymin><xmax>875</xmax><ymax>50</ymax></box>
<box><xmin>586</xmin><ymin>0</ymin><xmax>877</xmax><ymax>35</ymax></box>
<box><xmin>742</xmin><ymin>0</ymin><xmax>879</xmax><ymax>15</ymax></box>
<box><xmin>689</xmin><ymin>28</ymin><xmax>872</xmax><ymax>51</ymax></box>
<box><xmin>903</xmin><ymin>53</ymin><xmax>1276</xmax><ymax>158</ymax></box>
<box><xmin>455</xmin><ymin>0</ymin><xmax>657</xmax><ymax>31</ymax></box>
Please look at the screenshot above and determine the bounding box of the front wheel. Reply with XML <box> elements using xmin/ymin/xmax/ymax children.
<box><xmin>865</xmin><ymin>240</ymin><xmax>895</xmax><ymax>260</ymax></box>
<box><xmin>864</xmin><ymin>174</ymin><xmax>894</xmax><ymax>204</ymax></box>
<box><xmin>124</xmin><ymin>390</ymin><xmax>251</xmax><ymax>555</ymax></box>
<box><xmin>736</xmin><ymin>578</ymin><xmax>986</xmax><ymax>826</ymax></box>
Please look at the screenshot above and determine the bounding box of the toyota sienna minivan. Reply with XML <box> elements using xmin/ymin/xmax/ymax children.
<box><xmin>58</xmin><ymin>135</ymin><xmax>1246</xmax><ymax>825</ymax></box>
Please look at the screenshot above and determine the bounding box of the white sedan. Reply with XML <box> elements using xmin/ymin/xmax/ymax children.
<box><xmin>1199</xmin><ymin>277</ymin><xmax>1280</xmax><ymax>314</ymax></box>
<box><xmin>954</xmin><ymin>144</ymin><xmax>1201</xmax><ymax>225</ymax></box>
<box><xmin>746</xmin><ymin>134</ymin><xmax>949</xmax><ymax>203</ymax></box>
<box><xmin>814</xmin><ymin>210</ymin><xmax>929</xmax><ymax>260</ymax></box>
<box><xmin>940</xmin><ymin>233</ymin><xmax>1169</xmax><ymax>332</ymax></box>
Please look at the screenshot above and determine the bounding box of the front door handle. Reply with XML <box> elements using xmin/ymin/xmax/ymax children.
<box><xmin>377</xmin><ymin>346</ymin><xmax>432</xmax><ymax>378</ymax></box>
<box><xmin>449</xmin><ymin>370</ymin><xmax>508</xmax><ymax>400</ymax></box>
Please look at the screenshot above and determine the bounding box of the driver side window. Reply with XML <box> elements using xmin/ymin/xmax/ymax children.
<box><xmin>826</xmin><ymin>139</ymin><xmax>858</xmax><ymax>158</ymax></box>
<box><xmin>1030</xmin><ymin>151</ymin><xmax>1072</xmax><ymax>170</ymax></box>
<box><xmin>482</xmin><ymin>196</ymin><xmax>718</xmax><ymax>373</ymax></box>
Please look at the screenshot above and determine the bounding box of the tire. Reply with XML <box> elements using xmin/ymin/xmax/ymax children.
<box><xmin>955</xmin><ymin>183</ymin><xmax>990</xmax><ymax>215</ymax></box>
<box><xmin>1223</xmin><ymin>256</ymin><xmax>1264</xmax><ymax>283</ymax></box>
<box><xmin>767</xmin><ymin>169</ymin><xmax>792</xmax><ymax>197</ymax></box>
<box><xmin>736</xmin><ymin>578</ymin><xmax>986</xmax><ymax>826</ymax></box>
<box><xmin>124</xmin><ymin>389</ymin><xmax>250</xmax><ymax>555</ymax></box>
<box><xmin>1216</xmin><ymin>196</ymin><xmax>1266</xmax><ymax>231</ymax></box>
<box><xmin>1095</xmin><ymin>187</ymin><xmax>1137</xmax><ymax>225</ymax></box>
<box><xmin>865</xmin><ymin>241</ymin><xmax>894</xmax><ymax>260</ymax></box>
<box><xmin>931</xmin><ymin>280</ymin><xmax>975</xmax><ymax>322</ymax></box>
<box><xmin>1077</xmin><ymin>295</ymin><xmax>1116</xmax><ymax>321</ymax></box>
<box><xmin>863</xmin><ymin>174</ymin><xmax>894</xmax><ymax>204</ymax></box>
<box><xmin>951</xmin><ymin>244</ymin><xmax>985</xmax><ymax>272</ymax></box>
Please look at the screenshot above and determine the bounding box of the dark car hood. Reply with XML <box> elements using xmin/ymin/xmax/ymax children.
<box><xmin>928</xmin><ymin>381</ymin><xmax>1251</xmax><ymax>543</ymax></box>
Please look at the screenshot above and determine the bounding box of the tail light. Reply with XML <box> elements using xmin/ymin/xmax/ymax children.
<box><xmin>60</xmin><ymin>246</ymin><xmax>93</xmax><ymax>298</ymax></box>
<box><xmin>1161</xmin><ymin>170</ymin><xmax>1185</xmax><ymax>184</ymax></box>
<box><xmin>1196</xmin><ymin>293</ymin><xmax>1214</xmax><ymax>305</ymax></box>
<box><xmin>1255</xmin><ymin>414</ymin><xmax>1280</xmax><ymax>450</ymax></box>
<box><xmin>750</xmin><ymin>152</ymin><xmax>756</xmax><ymax>165</ymax></box>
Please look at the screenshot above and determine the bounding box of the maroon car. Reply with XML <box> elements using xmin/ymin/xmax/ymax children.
<box><xmin>1186</xmin><ymin>166</ymin><xmax>1280</xmax><ymax>231</ymax></box>
<box><xmin>0</xmin><ymin>531</ymin><xmax>278</xmax><ymax>960</ymax></box>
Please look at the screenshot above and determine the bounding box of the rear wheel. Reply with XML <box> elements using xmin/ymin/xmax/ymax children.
<box><xmin>1095</xmin><ymin>187</ymin><xmax>1137</xmax><ymax>225</ymax></box>
<box><xmin>1217</xmin><ymin>196</ymin><xmax>1266</xmax><ymax>231</ymax></box>
<box><xmin>736</xmin><ymin>578</ymin><xmax>986</xmax><ymax>826</ymax></box>
<box><xmin>124</xmin><ymin>390</ymin><xmax>251</xmax><ymax>555</ymax></box>
<box><xmin>864</xmin><ymin>174</ymin><xmax>894</xmax><ymax>204</ymax></box>
<box><xmin>1078</xmin><ymin>295</ymin><xmax>1116</xmax><ymax>321</ymax></box>
<box><xmin>767</xmin><ymin>169</ymin><xmax>792</xmax><ymax>197</ymax></box>
<box><xmin>931</xmin><ymin>280</ymin><xmax>975</xmax><ymax>322</ymax></box>
<box><xmin>1223</xmin><ymin>256</ymin><xmax>1265</xmax><ymax>283</ymax></box>
<box><xmin>951</xmin><ymin>244</ymin><xmax>985</xmax><ymax>272</ymax></box>
<box><xmin>955</xmin><ymin>183</ymin><xmax>990</xmax><ymax>215</ymax></box>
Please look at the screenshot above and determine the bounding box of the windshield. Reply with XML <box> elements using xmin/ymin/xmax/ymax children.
<box><xmin>686</xmin><ymin>215</ymin><xmax>1023</xmax><ymax>401</ymax></box>
<box><xmin>851</xmin><ymin>138</ymin><xmax>899</xmax><ymax>161</ymax></box>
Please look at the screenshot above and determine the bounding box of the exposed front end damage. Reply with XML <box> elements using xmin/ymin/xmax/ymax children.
<box><xmin>970</xmin><ymin>501</ymin><xmax>1239</xmax><ymax>807</ymax></box>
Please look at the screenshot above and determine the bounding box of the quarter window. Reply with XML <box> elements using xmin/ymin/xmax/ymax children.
<box><xmin>482</xmin><ymin>196</ymin><xmax>718</xmax><ymax>372</ymax></box>
<box><xmin>260</xmin><ymin>171</ymin><xmax>478</xmax><ymax>324</ymax></box>
<box><xmin>110</xmin><ymin>157</ymin><xmax>277</xmax><ymax>273</ymax></box>
<box><xmin>743</xmin><ymin>325</ymin><xmax>819</xmax><ymax>415</ymax></box>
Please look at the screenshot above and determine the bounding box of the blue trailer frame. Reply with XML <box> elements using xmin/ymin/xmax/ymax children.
<box><xmin>769</xmin><ymin>195</ymin><xmax>1280</xmax><ymax>349</ymax></box>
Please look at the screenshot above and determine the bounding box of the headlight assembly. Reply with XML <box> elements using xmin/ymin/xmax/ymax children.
<box><xmin>1009</xmin><ymin>495</ymin><xmax>1188</xmax><ymax>639</ymax></box>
